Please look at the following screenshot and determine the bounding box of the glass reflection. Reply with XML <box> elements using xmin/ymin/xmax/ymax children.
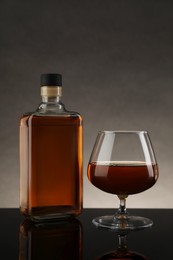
<box><xmin>19</xmin><ymin>218</ymin><xmax>82</xmax><ymax>260</ymax></box>
<box><xmin>97</xmin><ymin>232</ymin><xmax>148</xmax><ymax>260</ymax></box>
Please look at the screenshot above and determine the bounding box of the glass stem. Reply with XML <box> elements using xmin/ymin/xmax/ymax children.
<box><xmin>117</xmin><ymin>195</ymin><xmax>128</xmax><ymax>215</ymax></box>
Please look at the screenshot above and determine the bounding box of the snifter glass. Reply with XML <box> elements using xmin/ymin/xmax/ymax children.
<box><xmin>87</xmin><ymin>131</ymin><xmax>159</xmax><ymax>231</ymax></box>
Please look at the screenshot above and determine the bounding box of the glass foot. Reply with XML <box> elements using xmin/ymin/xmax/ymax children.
<box><xmin>92</xmin><ymin>214</ymin><xmax>153</xmax><ymax>231</ymax></box>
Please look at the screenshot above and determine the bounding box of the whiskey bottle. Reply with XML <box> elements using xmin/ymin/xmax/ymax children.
<box><xmin>20</xmin><ymin>73</ymin><xmax>83</xmax><ymax>221</ymax></box>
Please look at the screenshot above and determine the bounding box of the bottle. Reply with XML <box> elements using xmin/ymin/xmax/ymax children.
<box><xmin>20</xmin><ymin>73</ymin><xmax>83</xmax><ymax>221</ymax></box>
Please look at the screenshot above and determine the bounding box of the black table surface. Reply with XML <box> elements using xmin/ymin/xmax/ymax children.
<box><xmin>1</xmin><ymin>208</ymin><xmax>172</xmax><ymax>259</ymax></box>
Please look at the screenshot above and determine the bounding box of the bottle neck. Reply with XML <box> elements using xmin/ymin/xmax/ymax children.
<box><xmin>37</xmin><ymin>86</ymin><xmax>66</xmax><ymax>113</ymax></box>
<box><xmin>37</xmin><ymin>94</ymin><xmax>66</xmax><ymax>114</ymax></box>
<box><xmin>41</xmin><ymin>96</ymin><xmax>61</xmax><ymax>103</ymax></box>
<box><xmin>41</xmin><ymin>86</ymin><xmax>62</xmax><ymax>98</ymax></box>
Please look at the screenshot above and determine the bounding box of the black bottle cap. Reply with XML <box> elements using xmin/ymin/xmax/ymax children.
<box><xmin>40</xmin><ymin>73</ymin><xmax>62</xmax><ymax>86</ymax></box>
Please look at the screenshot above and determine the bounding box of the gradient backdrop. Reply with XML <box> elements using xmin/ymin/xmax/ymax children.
<box><xmin>0</xmin><ymin>0</ymin><xmax>173</xmax><ymax>208</ymax></box>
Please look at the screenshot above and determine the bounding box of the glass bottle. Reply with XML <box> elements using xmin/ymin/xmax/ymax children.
<box><xmin>20</xmin><ymin>73</ymin><xmax>83</xmax><ymax>221</ymax></box>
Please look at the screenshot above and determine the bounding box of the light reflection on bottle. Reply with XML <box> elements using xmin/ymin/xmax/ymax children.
<box><xmin>19</xmin><ymin>218</ymin><xmax>82</xmax><ymax>260</ymax></box>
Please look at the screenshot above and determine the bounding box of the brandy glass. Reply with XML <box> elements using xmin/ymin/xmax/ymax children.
<box><xmin>87</xmin><ymin>131</ymin><xmax>158</xmax><ymax>231</ymax></box>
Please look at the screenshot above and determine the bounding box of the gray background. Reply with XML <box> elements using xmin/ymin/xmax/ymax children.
<box><xmin>0</xmin><ymin>0</ymin><xmax>173</xmax><ymax>208</ymax></box>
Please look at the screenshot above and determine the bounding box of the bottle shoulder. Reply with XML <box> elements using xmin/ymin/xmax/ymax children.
<box><xmin>35</xmin><ymin>101</ymin><xmax>82</xmax><ymax>117</ymax></box>
<box><xmin>20</xmin><ymin>110</ymin><xmax>82</xmax><ymax>118</ymax></box>
<box><xmin>20</xmin><ymin>111</ymin><xmax>82</xmax><ymax>127</ymax></box>
<box><xmin>20</xmin><ymin>99</ymin><xmax>82</xmax><ymax>126</ymax></box>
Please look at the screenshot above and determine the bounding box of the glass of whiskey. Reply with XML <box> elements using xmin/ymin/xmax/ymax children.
<box><xmin>87</xmin><ymin>131</ymin><xmax>159</xmax><ymax>231</ymax></box>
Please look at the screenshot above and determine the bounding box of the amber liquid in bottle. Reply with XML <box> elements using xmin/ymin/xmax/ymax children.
<box><xmin>20</xmin><ymin>74</ymin><xmax>83</xmax><ymax>221</ymax></box>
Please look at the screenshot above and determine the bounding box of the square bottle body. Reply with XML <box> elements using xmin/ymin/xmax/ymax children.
<box><xmin>20</xmin><ymin>113</ymin><xmax>83</xmax><ymax>221</ymax></box>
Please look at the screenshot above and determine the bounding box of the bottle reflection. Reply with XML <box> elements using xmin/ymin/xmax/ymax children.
<box><xmin>97</xmin><ymin>232</ymin><xmax>148</xmax><ymax>260</ymax></box>
<box><xmin>19</xmin><ymin>218</ymin><xmax>82</xmax><ymax>260</ymax></box>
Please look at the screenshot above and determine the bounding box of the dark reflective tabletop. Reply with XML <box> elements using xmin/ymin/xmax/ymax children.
<box><xmin>0</xmin><ymin>208</ymin><xmax>172</xmax><ymax>259</ymax></box>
